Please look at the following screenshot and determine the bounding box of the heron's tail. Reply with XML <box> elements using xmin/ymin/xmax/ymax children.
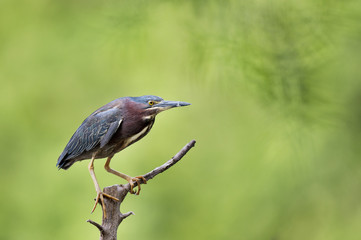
<box><xmin>56</xmin><ymin>152</ymin><xmax>75</xmax><ymax>170</ymax></box>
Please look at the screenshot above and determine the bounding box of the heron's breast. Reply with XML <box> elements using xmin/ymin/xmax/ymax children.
<box><xmin>110</xmin><ymin>119</ymin><xmax>154</xmax><ymax>154</ymax></box>
<box><xmin>122</xmin><ymin>125</ymin><xmax>149</xmax><ymax>147</ymax></box>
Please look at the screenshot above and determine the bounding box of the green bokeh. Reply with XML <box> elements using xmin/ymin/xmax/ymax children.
<box><xmin>1</xmin><ymin>0</ymin><xmax>361</xmax><ymax>239</ymax></box>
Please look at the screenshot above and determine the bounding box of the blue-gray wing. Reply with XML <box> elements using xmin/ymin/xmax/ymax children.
<box><xmin>57</xmin><ymin>107</ymin><xmax>122</xmax><ymax>169</ymax></box>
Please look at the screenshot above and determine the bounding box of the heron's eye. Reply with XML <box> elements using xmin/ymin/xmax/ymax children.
<box><xmin>148</xmin><ymin>101</ymin><xmax>154</xmax><ymax>106</ymax></box>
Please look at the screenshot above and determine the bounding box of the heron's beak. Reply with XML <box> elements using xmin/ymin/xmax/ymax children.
<box><xmin>154</xmin><ymin>100</ymin><xmax>191</xmax><ymax>112</ymax></box>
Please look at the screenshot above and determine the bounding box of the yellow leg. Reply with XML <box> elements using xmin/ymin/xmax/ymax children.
<box><xmin>88</xmin><ymin>155</ymin><xmax>119</xmax><ymax>218</ymax></box>
<box><xmin>104</xmin><ymin>156</ymin><xmax>147</xmax><ymax>195</ymax></box>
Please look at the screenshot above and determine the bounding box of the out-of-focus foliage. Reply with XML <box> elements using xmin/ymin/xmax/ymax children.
<box><xmin>1</xmin><ymin>0</ymin><xmax>361</xmax><ymax>239</ymax></box>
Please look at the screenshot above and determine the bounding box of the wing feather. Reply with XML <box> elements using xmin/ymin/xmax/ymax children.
<box><xmin>57</xmin><ymin>107</ymin><xmax>123</xmax><ymax>169</ymax></box>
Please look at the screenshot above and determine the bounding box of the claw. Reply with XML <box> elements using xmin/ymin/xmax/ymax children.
<box><xmin>129</xmin><ymin>181</ymin><xmax>136</xmax><ymax>194</ymax></box>
<box><xmin>91</xmin><ymin>191</ymin><xmax>119</xmax><ymax>218</ymax></box>
<box><xmin>135</xmin><ymin>175</ymin><xmax>147</xmax><ymax>184</ymax></box>
<box><xmin>128</xmin><ymin>176</ymin><xmax>147</xmax><ymax>195</ymax></box>
<box><xmin>103</xmin><ymin>192</ymin><xmax>119</xmax><ymax>202</ymax></box>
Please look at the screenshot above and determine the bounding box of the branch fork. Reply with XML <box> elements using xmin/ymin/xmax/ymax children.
<box><xmin>87</xmin><ymin>140</ymin><xmax>196</xmax><ymax>240</ymax></box>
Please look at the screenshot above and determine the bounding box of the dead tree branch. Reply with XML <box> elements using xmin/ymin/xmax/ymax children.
<box><xmin>87</xmin><ymin>139</ymin><xmax>196</xmax><ymax>240</ymax></box>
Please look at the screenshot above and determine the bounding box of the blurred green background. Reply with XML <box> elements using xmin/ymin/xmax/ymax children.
<box><xmin>1</xmin><ymin>0</ymin><xmax>361</xmax><ymax>239</ymax></box>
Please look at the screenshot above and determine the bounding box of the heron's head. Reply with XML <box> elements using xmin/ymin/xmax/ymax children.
<box><xmin>129</xmin><ymin>95</ymin><xmax>191</xmax><ymax>118</ymax></box>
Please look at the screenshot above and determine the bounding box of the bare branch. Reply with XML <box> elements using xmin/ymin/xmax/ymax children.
<box><xmin>120</xmin><ymin>211</ymin><xmax>134</xmax><ymax>220</ymax></box>
<box><xmin>87</xmin><ymin>219</ymin><xmax>104</xmax><ymax>233</ymax></box>
<box><xmin>124</xmin><ymin>139</ymin><xmax>196</xmax><ymax>190</ymax></box>
<box><xmin>88</xmin><ymin>139</ymin><xmax>196</xmax><ymax>240</ymax></box>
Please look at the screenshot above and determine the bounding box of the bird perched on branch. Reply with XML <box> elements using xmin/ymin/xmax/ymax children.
<box><xmin>57</xmin><ymin>95</ymin><xmax>190</xmax><ymax>217</ymax></box>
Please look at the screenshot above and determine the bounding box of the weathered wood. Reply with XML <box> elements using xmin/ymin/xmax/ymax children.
<box><xmin>87</xmin><ymin>140</ymin><xmax>196</xmax><ymax>240</ymax></box>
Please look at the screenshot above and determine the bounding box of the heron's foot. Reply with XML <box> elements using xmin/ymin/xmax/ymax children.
<box><xmin>91</xmin><ymin>191</ymin><xmax>119</xmax><ymax>218</ymax></box>
<box><xmin>128</xmin><ymin>176</ymin><xmax>147</xmax><ymax>195</ymax></box>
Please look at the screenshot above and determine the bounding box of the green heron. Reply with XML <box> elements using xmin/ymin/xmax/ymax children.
<box><xmin>57</xmin><ymin>95</ymin><xmax>190</xmax><ymax>217</ymax></box>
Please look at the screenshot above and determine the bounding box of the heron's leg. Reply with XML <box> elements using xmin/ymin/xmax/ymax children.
<box><xmin>88</xmin><ymin>155</ymin><xmax>119</xmax><ymax>218</ymax></box>
<box><xmin>104</xmin><ymin>156</ymin><xmax>147</xmax><ymax>195</ymax></box>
